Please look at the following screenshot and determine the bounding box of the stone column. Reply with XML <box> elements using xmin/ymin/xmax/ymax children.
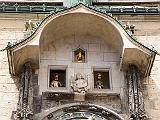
<box><xmin>127</xmin><ymin>64</ymin><xmax>146</xmax><ymax>120</ymax></box>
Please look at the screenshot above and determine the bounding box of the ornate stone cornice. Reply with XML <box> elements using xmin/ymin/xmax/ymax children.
<box><xmin>0</xmin><ymin>2</ymin><xmax>159</xmax><ymax>14</ymax></box>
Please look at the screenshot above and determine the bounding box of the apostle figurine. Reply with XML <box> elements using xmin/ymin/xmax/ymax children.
<box><xmin>50</xmin><ymin>73</ymin><xmax>62</xmax><ymax>87</ymax></box>
<box><xmin>95</xmin><ymin>73</ymin><xmax>103</xmax><ymax>89</ymax></box>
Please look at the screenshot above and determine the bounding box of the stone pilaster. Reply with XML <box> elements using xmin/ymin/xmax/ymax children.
<box><xmin>15</xmin><ymin>62</ymin><xmax>33</xmax><ymax>120</ymax></box>
<box><xmin>127</xmin><ymin>64</ymin><xmax>146</xmax><ymax>120</ymax></box>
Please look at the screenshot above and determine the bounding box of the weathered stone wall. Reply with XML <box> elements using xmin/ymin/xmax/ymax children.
<box><xmin>119</xmin><ymin>15</ymin><xmax>160</xmax><ymax>120</ymax></box>
<box><xmin>0</xmin><ymin>13</ymin><xmax>45</xmax><ymax>120</ymax></box>
<box><xmin>0</xmin><ymin>17</ymin><xmax>24</xmax><ymax>120</ymax></box>
<box><xmin>136</xmin><ymin>23</ymin><xmax>160</xmax><ymax>120</ymax></box>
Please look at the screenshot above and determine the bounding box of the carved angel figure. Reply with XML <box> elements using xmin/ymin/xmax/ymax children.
<box><xmin>71</xmin><ymin>73</ymin><xmax>89</xmax><ymax>94</ymax></box>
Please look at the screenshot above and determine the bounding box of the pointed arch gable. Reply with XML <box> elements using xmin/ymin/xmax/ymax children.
<box><xmin>7</xmin><ymin>3</ymin><xmax>156</xmax><ymax>76</ymax></box>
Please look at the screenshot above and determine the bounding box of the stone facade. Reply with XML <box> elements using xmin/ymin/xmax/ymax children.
<box><xmin>0</xmin><ymin>16</ymin><xmax>24</xmax><ymax>120</ymax></box>
<box><xmin>0</xmin><ymin>13</ymin><xmax>44</xmax><ymax>120</ymax></box>
<box><xmin>120</xmin><ymin>15</ymin><xmax>160</xmax><ymax>120</ymax></box>
<box><xmin>0</xmin><ymin>2</ymin><xmax>160</xmax><ymax>120</ymax></box>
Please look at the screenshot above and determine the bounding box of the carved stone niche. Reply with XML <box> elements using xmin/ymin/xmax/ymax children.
<box><xmin>73</xmin><ymin>47</ymin><xmax>87</xmax><ymax>63</ymax></box>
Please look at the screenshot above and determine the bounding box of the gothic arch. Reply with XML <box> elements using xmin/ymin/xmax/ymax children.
<box><xmin>39</xmin><ymin>4</ymin><xmax>124</xmax><ymax>54</ymax></box>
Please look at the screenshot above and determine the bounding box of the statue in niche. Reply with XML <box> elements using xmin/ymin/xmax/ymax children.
<box><xmin>71</xmin><ymin>73</ymin><xmax>89</xmax><ymax>94</ymax></box>
<box><xmin>50</xmin><ymin>73</ymin><xmax>62</xmax><ymax>87</ymax></box>
<box><xmin>94</xmin><ymin>73</ymin><xmax>103</xmax><ymax>89</ymax></box>
<box><xmin>74</xmin><ymin>48</ymin><xmax>86</xmax><ymax>63</ymax></box>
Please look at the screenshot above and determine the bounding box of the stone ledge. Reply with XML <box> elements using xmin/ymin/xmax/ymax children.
<box><xmin>87</xmin><ymin>92</ymin><xmax>120</xmax><ymax>96</ymax></box>
<box><xmin>42</xmin><ymin>92</ymin><xmax>74</xmax><ymax>100</ymax></box>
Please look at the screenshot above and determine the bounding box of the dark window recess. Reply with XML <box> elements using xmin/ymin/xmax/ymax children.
<box><xmin>94</xmin><ymin>70</ymin><xmax>110</xmax><ymax>89</ymax></box>
<box><xmin>49</xmin><ymin>70</ymin><xmax>66</xmax><ymax>87</ymax></box>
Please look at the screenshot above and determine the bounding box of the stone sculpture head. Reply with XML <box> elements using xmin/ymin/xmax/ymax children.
<box><xmin>54</xmin><ymin>73</ymin><xmax>59</xmax><ymax>81</ymax></box>
<box><xmin>76</xmin><ymin>73</ymin><xmax>83</xmax><ymax>80</ymax></box>
<box><xmin>97</xmin><ymin>73</ymin><xmax>102</xmax><ymax>80</ymax></box>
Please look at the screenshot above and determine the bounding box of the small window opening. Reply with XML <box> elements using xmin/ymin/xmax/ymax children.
<box><xmin>94</xmin><ymin>69</ymin><xmax>110</xmax><ymax>89</ymax></box>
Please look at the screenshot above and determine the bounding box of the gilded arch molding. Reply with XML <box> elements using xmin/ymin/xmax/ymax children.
<box><xmin>35</xmin><ymin>103</ymin><xmax>124</xmax><ymax>120</ymax></box>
